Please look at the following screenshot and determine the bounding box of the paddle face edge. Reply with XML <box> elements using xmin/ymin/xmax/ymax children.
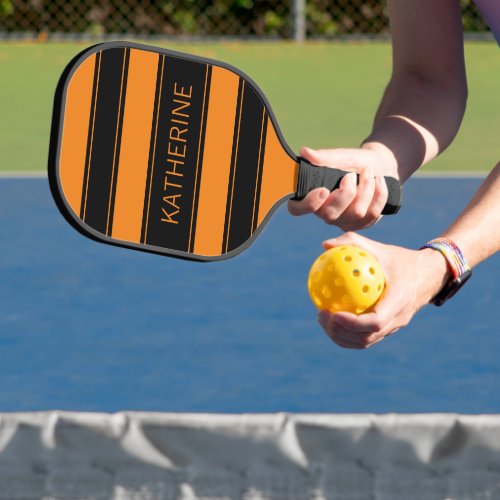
<box><xmin>49</xmin><ymin>179</ymin><xmax>294</xmax><ymax>262</ymax></box>
<box><xmin>48</xmin><ymin>41</ymin><xmax>299</xmax><ymax>262</ymax></box>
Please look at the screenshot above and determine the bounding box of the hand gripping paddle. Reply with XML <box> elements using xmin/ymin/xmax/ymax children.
<box><xmin>48</xmin><ymin>41</ymin><xmax>401</xmax><ymax>261</ymax></box>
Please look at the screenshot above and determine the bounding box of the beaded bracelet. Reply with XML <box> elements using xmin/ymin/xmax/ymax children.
<box><xmin>420</xmin><ymin>238</ymin><xmax>472</xmax><ymax>306</ymax></box>
<box><xmin>421</xmin><ymin>238</ymin><xmax>470</xmax><ymax>278</ymax></box>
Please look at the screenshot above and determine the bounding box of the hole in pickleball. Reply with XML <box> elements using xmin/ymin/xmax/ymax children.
<box><xmin>369</xmin><ymin>267</ymin><xmax>376</xmax><ymax>275</ymax></box>
<box><xmin>378</xmin><ymin>284</ymin><xmax>382</xmax><ymax>291</ymax></box>
<box><xmin>344</xmin><ymin>256</ymin><xmax>352</xmax><ymax>262</ymax></box>
<box><xmin>362</xmin><ymin>285</ymin><xmax>369</xmax><ymax>293</ymax></box>
<box><xmin>322</xmin><ymin>286</ymin><xmax>332</xmax><ymax>299</ymax></box>
<box><xmin>359</xmin><ymin>251</ymin><xmax>366</xmax><ymax>257</ymax></box>
<box><xmin>342</xmin><ymin>295</ymin><xmax>351</xmax><ymax>304</ymax></box>
<box><xmin>352</xmin><ymin>269</ymin><xmax>360</xmax><ymax>277</ymax></box>
<box><xmin>334</xmin><ymin>277</ymin><xmax>344</xmax><ymax>286</ymax></box>
<box><xmin>313</xmin><ymin>271</ymin><xmax>321</xmax><ymax>282</ymax></box>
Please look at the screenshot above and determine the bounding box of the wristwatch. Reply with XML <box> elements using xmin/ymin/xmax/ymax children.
<box><xmin>421</xmin><ymin>238</ymin><xmax>472</xmax><ymax>306</ymax></box>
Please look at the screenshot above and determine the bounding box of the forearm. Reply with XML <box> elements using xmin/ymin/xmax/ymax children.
<box><xmin>441</xmin><ymin>162</ymin><xmax>500</xmax><ymax>267</ymax></box>
<box><xmin>361</xmin><ymin>0</ymin><xmax>467</xmax><ymax>183</ymax></box>
<box><xmin>362</xmin><ymin>73</ymin><xmax>467</xmax><ymax>182</ymax></box>
<box><xmin>413</xmin><ymin>163</ymin><xmax>500</xmax><ymax>306</ymax></box>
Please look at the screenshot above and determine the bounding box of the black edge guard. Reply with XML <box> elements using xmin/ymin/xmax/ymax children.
<box><xmin>293</xmin><ymin>158</ymin><xmax>402</xmax><ymax>215</ymax></box>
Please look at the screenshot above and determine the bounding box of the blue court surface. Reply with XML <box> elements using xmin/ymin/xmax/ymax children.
<box><xmin>0</xmin><ymin>176</ymin><xmax>499</xmax><ymax>413</ymax></box>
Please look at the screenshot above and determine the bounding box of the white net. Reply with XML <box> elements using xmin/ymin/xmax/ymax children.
<box><xmin>1</xmin><ymin>412</ymin><xmax>500</xmax><ymax>499</ymax></box>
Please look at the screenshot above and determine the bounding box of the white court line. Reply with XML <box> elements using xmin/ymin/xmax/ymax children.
<box><xmin>0</xmin><ymin>171</ymin><xmax>47</xmax><ymax>178</ymax></box>
<box><xmin>414</xmin><ymin>170</ymin><xmax>487</xmax><ymax>179</ymax></box>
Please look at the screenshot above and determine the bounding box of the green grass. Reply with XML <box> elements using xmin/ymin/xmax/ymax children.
<box><xmin>0</xmin><ymin>40</ymin><xmax>497</xmax><ymax>172</ymax></box>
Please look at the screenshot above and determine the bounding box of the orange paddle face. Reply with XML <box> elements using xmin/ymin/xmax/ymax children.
<box><xmin>49</xmin><ymin>41</ymin><xmax>401</xmax><ymax>261</ymax></box>
<box><xmin>49</xmin><ymin>41</ymin><xmax>299</xmax><ymax>261</ymax></box>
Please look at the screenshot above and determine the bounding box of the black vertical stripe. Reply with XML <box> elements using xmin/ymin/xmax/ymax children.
<box><xmin>144</xmin><ymin>56</ymin><xmax>209</xmax><ymax>251</ymax></box>
<box><xmin>188</xmin><ymin>64</ymin><xmax>212</xmax><ymax>253</ymax></box>
<box><xmin>82</xmin><ymin>48</ymin><xmax>127</xmax><ymax>234</ymax></box>
<box><xmin>80</xmin><ymin>51</ymin><xmax>101</xmax><ymax>219</ymax></box>
<box><xmin>141</xmin><ymin>55</ymin><xmax>164</xmax><ymax>244</ymax></box>
<box><xmin>226</xmin><ymin>83</ymin><xmax>265</xmax><ymax>252</ymax></box>
<box><xmin>106</xmin><ymin>48</ymin><xmax>130</xmax><ymax>236</ymax></box>
<box><xmin>252</xmin><ymin>112</ymin><xmax>268</xmax><ymax>233</ymax></box>
<box><xmin>222</xmin><ymin>78</ymin><xmax>244</xmax><ymax>254</ymax></box>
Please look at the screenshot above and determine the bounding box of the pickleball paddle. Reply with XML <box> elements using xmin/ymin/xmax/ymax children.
<box><xmin>48</xmin><ymin>41</ymin><xmax>401</xmax><ymax>261</ymax></box>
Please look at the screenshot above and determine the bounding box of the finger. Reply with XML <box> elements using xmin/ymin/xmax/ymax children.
<box><xmin>319</xmin><ymin>311</ymin><xmax>371</xmax><ymax>349</ymax></box>
<box><xmin>330</xmin><ymin>324</ymin><xmax>370</xmax><ymax>348</ymax></box>
<box><xmin>319</xmin><ymin>309</ymin><xmax>392</xmax><ymax>349</ymax></box>
<box><xmin>331</xmin><ymin>336</ymin><xmax>365</xmax><ymax>349</ymax></box>
<box><xmin>331</xmin><ymin>316</ymin><xmax>391</xmax><ymax>349</ymax></box>
<box><xmin>322</xmin><ymin>326</ymin><xmax>365</xmax><ymax>349</ymax></box>
<box><xmin>329</xmin><ymin>327</ymin><xmax>380</xmax><ymax>349</ymax></box>
<box><xmin>288</xmin><ymin>187</ymin><xmax>330</xmax><ymax>216</ymax></box>
<box><xmin>315</xmin><ymin>172</ymin><xmax>357</xmax><ymax>224</ymax></box>
<box><xmin>364</xmin><ymin>335</ymin><xmax>386</xmax><ymax>348</ymax></box>
<box><xmin>366</xmin><ymin>288</ymin><xmax>411</xmax><ymax>335</ymax></box>
<box><xmin>332</xmin><ymin>295</ymin><xmax>402</xmax><ymax>340</ymax></box>
<box><xmin>385</xmin><ymin>328</ymin><xmax>400</xmax><ymax>337</ymax></box>
<box><xmin>330</xmin><ymin>311</ymin><xmax>385</xmax><ymax>335</ymax></box>
<box><xmin>342</xmin><ymin>165</ymin><xmax>376</xmax><ymax>221</ymax></box>
<box><xmin>359</xmin><ymin>328</ymin><xmax>399</xmax><ymax>349</ymax></box>
<box><xmin>363</xmin><ymin>174</ymin><xmax>389</xmax><ymax>224</ymax></box>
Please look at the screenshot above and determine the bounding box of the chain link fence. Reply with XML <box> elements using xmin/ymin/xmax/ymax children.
<box><xmin>0</xmin><ymin>0</ymin><xmax>491</xmax><ymax>40</ymax></box>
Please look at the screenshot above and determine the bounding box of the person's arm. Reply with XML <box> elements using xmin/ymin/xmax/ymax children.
<box><xmin>363</xmin><ymin>0</ymin><xmax>468</xmax><ymax>181</ymax></box>
<box><xmin>441</xmin><ymin>164</ymin><xmax>500</xmax><ymax>268</ymax></box>
<box><xmin>288</xmin><ymin>0</ymin><xmax>467</xmax><ymax>229</ymax></box>
<box><xmin>318</xmin><ymin>162</ymin><xmax>500</xmax><ymax>349</ymax></box>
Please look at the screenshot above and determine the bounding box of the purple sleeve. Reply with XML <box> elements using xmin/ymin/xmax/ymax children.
<box><xmin>473</xmin><ymin>0</ymin><xmax>500</xmax><ymax>45</ymax></box>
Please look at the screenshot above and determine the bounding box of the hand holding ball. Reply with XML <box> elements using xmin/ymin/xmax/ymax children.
<box><xmin>308</xmin><ymin>245</ymin><xmax>385</xmax><ymax>314</ymax></box>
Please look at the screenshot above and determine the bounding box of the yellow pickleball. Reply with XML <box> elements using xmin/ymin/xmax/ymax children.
<box><xmin>308</xmin><ymin>245</ymin><xmax>385</xmax><ymax>314</ymax></box>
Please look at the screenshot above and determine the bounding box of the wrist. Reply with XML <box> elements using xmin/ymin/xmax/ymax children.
<box><xmin>417</xmin><ymin>248</ymin><xmax>453</xmax><ymax>304</ymax></box>
<box><xmin>361</xmin><ymin>141</ymin><xmax>399</xmax><ymax>178</ymax></box>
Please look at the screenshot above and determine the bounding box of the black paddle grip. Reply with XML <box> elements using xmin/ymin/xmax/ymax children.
<box><xmin>294</xmin><ymin>158</ymin><xmax>402</xmax><ymax>215</ymax></box>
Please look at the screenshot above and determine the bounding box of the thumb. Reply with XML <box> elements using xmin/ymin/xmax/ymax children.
<box><xmin>322</xmin><ymin>231</ymin><xmax>369</xmax><ymax>250</ymax></box>
<box><xmin>321</xmin><ymin>233</ymin><xmax>389</xmax><ymax>272</ymax></box>
<box><xmin>299</xmin><ymin>146</ymin><xmax>324</xmax><ymax>165</ymax></box>
<box><xmin>299</xmin><ymin>147</ymin><xmax>365</xmax><ymax>170</ymax></box>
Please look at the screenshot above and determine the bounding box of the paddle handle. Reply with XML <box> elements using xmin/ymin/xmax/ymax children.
<box><xmin>294</xmin><ymin>158</ymin><xmax>402</xmax><ymax>215</ymax></box>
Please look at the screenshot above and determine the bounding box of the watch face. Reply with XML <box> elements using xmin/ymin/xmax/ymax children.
<box><xmin>432</xmin><ymin>269</ymin><xmax>472</xmax><ymax>306</ymax></box>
